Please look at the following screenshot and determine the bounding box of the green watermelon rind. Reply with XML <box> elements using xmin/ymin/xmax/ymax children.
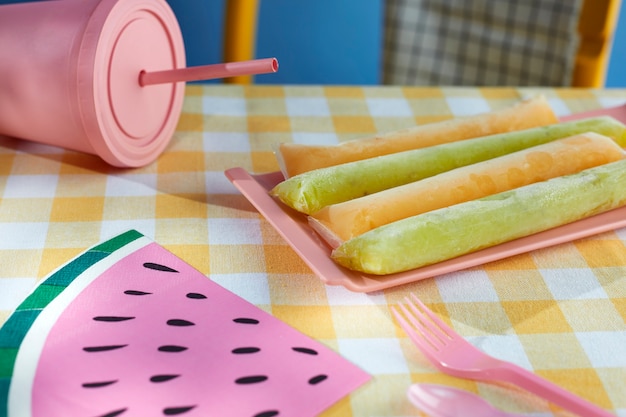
<box><xmin>0</xmin><ymin>230</ymin><xmax>145</xmax><ymax>417</ymax></box>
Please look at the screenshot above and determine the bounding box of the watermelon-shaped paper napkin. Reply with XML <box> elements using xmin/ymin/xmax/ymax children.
<box><xmin>0</xmin><ymin>230</ymin><xmax>370</xmax><ymax>417</ymax></box>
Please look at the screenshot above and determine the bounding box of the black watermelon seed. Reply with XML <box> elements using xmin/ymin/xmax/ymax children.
<box><xmin>292</xmin><ymin>347</ymin><xmax>318</xmax><ymax>355</ymax></box>
<box><xmin>235</xmin><ymin>375</ymin><xmax>268</xmax><ymax>384</ymax></box>
<box><xmin>166</xmin><ymin>319</ymin><xmax>195</xmax><ymax>327</ymax></box>
<box><xmin>254</xmin><ymin>411</ymin><xmax>279</xmax><ymax>417</ymax></box>
<box><xmin>163</xmin><ymin>405</ymin><xmax>196</xmax><ymax>415</ymax></box>
<box><xmin>124</xmin><ymin>290</ymin><xmax>152</xmax><ymax>296</ymax></box>
<box><xmin>186</xmin><ymin>292</ymin><xmax>207</xmax><ymax>299</ymax></box>
<box><xmin>158</xmin><ymin>345</ymin><xmax>188</xmax><ymax>353</ymax></box>
<box><xmin>93</xmin><ymin>316</ymin><xmax>135</xmax><ymax>322</ymax></box>
<box><xmin>82</xmin><ymin>380</ymin><xmax>118</xmax><ymax>388</ymax></box>
<box><xmin>143</xmin><ymin>262</ymin><xmax>179</xmax><ymax>273</ymax></box>
<box><xmin>150</xmin><ymin>374</ymin><xmax>180</xmax><ymax>383</ymax></box>
<box><xmin>83</xmin><ymin>344</ymin><xmax>128</xmax><ymax>353</ymax></box>
<box><xmin>98</xmin><ymin>408</ymin><xmax>127</xmax><ymax>417</ymax></box>
<box><xmin>232</xmin><ymin>347</ymin><xmax>261</xmax><ymax>354</ymax></box>
<box><xmin>233</xmin><ymin>317</ymin><xmax>259</xmax><ymax>325</ymax></box>
<box><xmin>308</xmin><ymin>374</ymin><xmax>328</xmax><ymax>385</ymax></box>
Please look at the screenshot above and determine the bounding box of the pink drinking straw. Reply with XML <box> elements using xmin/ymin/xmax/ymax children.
<box><xmin>139</xmin><ymin>57</ymin><xmax>278</xmax><ymax>86</ymax></box>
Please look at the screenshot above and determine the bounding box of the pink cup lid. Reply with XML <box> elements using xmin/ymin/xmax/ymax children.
<box><xmin>76</xmin><ymin>0</ymin><xmax>186</xmax><ymax>167</ymax></box>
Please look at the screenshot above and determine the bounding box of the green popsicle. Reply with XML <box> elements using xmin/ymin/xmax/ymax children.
<box><xmin>270</xmin><ymin>116</ymin><xmax>626</xmax><ymax>214</ymax></box>
<box><xmin>331</xmin><ymin>158</ymin><xmax>626</xmax><ymax>275</ymax></box>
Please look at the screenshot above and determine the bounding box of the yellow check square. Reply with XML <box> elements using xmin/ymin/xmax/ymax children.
<box><xmin>264</xmin><ymin>245</ymin><xmax>311</xmax><ymax>274</ymax></box>
<box><xmin>157</xmin><ymin>151</ymin><xmax>205</xmax><ymax>173</ymax></box>
<box><xmin>0</xmin><ymin>249</ymin><xmax>42</xmax><ymax>277</ymax></box>
<box><xmin>575</xmin><ymin>239</ymin><xmax>626</xmax><ymax>267</ymax></box>
<box><xmin>332</xmin><ymin>306</ymin><xmax>396</xmax><ymax>338</ymax></box>
<box><xmin>0</xmin><ymin>154</ymin><xmax>14</xmax><ymax>175</ymax></box>
<box><xmin>332</xmin><ymin>116</ymin><xmax>376</xmax><ymax>134</ymax></box>
<box><xmin>251</xmin><ymin>151</ymin><xmax>280</xmax><ymax>173</ymax></box>
<box><xmin>155</xmin><ymin>194</ymin><xmax>207</xmax><ymax>219</ymax></box>
<box><xmin>324</xmin><ymin>86</ymin><xmax>365</xmax><ymax>98</ymax></box>
<box><xmin>208</xmin><ymin>245</ymin><xmax>266</xmax><ymax>273</ymax></box>
<box><xmin>402</xmin><ymin>87</ymin><xmax>445</xmax><ymax>99</ymax></box>
<box><xmin>247</xmin><ymin>115</ymin><xmax>291</xmax><ymax>132</ymax></box>
<box><xmin>537</xmin><ymin>369</ymin><xmax>612</xmax><ymax>409</ymax></box>
<box><xmin>478</xmin><ymin>87</ymin><xmax>520</xmax><ymax>99</ymax></box>
<box><xmin>502</xmin><ymin>300</ymin><xmax>571</xmax><ymax>334</ymax></box>
<box><xmin>271</xmin><ymin>305</ymin><xmax>336</xmax><ymax>340</ymax></box>
<box><xmin>50</xmin><ymin>197</ymin><xmax>104</xmax><ymax>222</ymax></box>
<box><xmin>164</xmin><ymin>244</ymin><xmax>210</xmax><ymax>275</ymax></box>
<box><xmin>176</xmin><ymin>112</ymin><xmax>203</xmax><ymax>132</ymax></box>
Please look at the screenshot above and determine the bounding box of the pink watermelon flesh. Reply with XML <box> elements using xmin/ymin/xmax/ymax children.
<box><xmin>28</xmin><ymin>241</ymin><xmax>368</xmax><ymax>417</ymax></box>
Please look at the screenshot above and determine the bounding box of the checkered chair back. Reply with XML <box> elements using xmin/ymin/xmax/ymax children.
<box><xmin>383</xmin><ymin>0</ymin><xmax>584</xmax><ymax>86</ymax></box>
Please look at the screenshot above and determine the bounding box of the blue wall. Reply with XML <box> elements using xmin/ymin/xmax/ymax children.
<box><xmin>607</xmin><ymin>3</ymin><xmax>626</xmax><ymax>87</ymax></box>
<box><xmin>255</xmin><ymin>0</ymin><xmax>383</xmax><ymax>85</ymax></box>
<box><xmin>169</xmin><ymin>0</ymin><xmax>383</xmax><ymax>85</ymax></box>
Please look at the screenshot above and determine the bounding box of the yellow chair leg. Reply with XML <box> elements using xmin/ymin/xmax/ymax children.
<box><xmin>573</xmin><ymin>0</ymin><xmax>622</xmax><ymax>87</ymax></box>
<box><xmin>223</xmin><ymin>0</ymin><xmax>259</xmax><ymax>84</ymax></box>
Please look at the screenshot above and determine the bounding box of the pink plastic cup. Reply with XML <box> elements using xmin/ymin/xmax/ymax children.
<box><xmin>0</xmin><ymin>0</ymin><xmax>186</xmax><ymax>167</ymax></box>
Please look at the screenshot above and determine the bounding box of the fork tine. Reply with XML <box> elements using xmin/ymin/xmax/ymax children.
<box><xmin>400</xmin><ymin>298</ymin><xmax>448</xmax><ymax>351</ymax></box>
<box><xmin>391</xmin><ymin>305</ymin><xmax>421</xmax><ymax>343</ymax></box>
<box><xmin>393</xmin><ymin>297</ymin><xmax>452</xmax><ymax>355</ymax></box>
<box><xmin>391</xmin><ymin>305</ymin><xmax>442</xmax><ymax>367</ymax></box>
<box><xmin>391</xmin><ymin>305</ymin><xmax>435</xmax><ymax>354</ymax></box>
<box><xmin>408</xmin><ymin>293</ymin><xmax>456</xmax><ymax>341</ymax></box>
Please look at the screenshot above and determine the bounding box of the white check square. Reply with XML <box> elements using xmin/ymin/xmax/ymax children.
<box><xmin>0</xmin><ymin>222</ymin><xmax>48</xmax><ymax>249</ymax></box>
<box><xmin>202</xmin><ymin>96</ymin><xmax>247</xmax><ymax>116</ymax></box>
<box><xmin>205</xmin><ymin>171</ymin><xmax>239</xmax><ymax>194</ymax></box>
<box><xmin>577</xmin><ymin>331</ymin><xmax>626</xmax><ymax>368</ymax></box>
<box><xmin>105</xmin><ymin>174</ymin><xmax>157</xmax><ymax>197</ymax></box>
<box><xmin>3</xmin><ymin>175</ymin><xmax>58</xmax><ymax>198</ymax></box>
<box><xmin>437</xmin><ymin>269</ymin><xmax>499</xmax><ymax>302</ymax></box>
<box><xmin>547</xmin><ymin>98</ymin><xmax>571</xmax><ymax>117</ymax></box>
<box><xmin>208</xmin><ymin>218</ymin><xmax>263</xmax><ymax>245</ymax></box>
<box><xmin>285</xmin><ymin>97</ymin><xmax>330</xmax><ymax>116</ymax></box>
<box><xmin>337</xmin><ymin>338</ymin><xmax>410</xmax><ymax>375</ymax></box>
<box><xmin>203</xmin><ymin>132</ymin><xmax>251</xmax><ymax>152</ymax></box>
<box><xmin>445</xmin><ymin>97</ymin><xmax>491</xmax><ymax>116</ymax></box>
<box><xmin>325</xmin><ymin>285</ymin><xmax>387</xmax><ymax>305</ymax></box>
<box><xmin>366</xmin><ymin>98</ymin><xmax>413</xmax><ymax>117</ymax></box>
<box><xmin>0</xmin><ymin>277</ymin><xmax>37</xmax><ymax>310</ymax></box>
<box><xmin>469</xmin><ymin>334</ymin><xmax>533</xmax><ymax>370</ymax></box>
<box><xmin>541</xmin><ymin>268</ymin><xmax>607</xmax><ymax>300</ymax></box>
<box><xmin>209</xmin><ymin>273</ymin><xmax>271</xmax><ymax>305</ymax></box>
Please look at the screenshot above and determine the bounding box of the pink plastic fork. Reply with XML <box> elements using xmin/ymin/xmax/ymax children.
<box><xmin>392</xmin><ymin>294</ymin><xmax>615</xmax><ymax>417</ymax></box>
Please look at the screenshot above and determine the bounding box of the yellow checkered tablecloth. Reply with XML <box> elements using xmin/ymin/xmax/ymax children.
<box><xmin>1</xmin><ymin>85</ymin><xmax>625</xmax><ymax>416</ymax></box>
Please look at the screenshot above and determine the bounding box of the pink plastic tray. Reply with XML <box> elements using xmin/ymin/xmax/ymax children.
<box><xmin>225</xmin><ymin>104</ymin><xmax>626</xmax><ymax>292</ymax></box>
